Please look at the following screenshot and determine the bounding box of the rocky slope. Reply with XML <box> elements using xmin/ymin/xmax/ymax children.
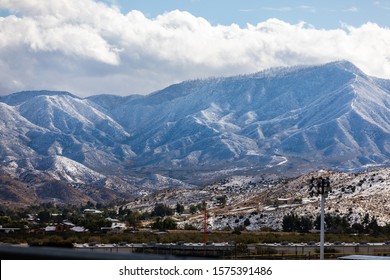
<box><xmin>124</xmin><ymin>168</ymin><xmax>390</xmax><ymax>230</ymax></box>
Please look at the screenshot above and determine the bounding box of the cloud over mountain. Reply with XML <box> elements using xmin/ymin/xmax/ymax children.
<box><xmin>1</xmin><ymin>0</ymin><xmax>390</xmax><ymax>96</ymax></box>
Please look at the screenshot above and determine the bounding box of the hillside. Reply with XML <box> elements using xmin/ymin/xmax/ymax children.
<box><xmin>124</xmin><ymin>168</ymin><xmax>390</xmax><ymax>231</ymax></box>
<box><xmin>0</xmin><ymin>61</ymin><xmax>389</xmax><ymax>204</ymax></box>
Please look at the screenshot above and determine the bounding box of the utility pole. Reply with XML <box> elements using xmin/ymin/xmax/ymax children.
<box><xmin>203</xmin><ymin>207</ymin><xmax>207</xmax><ymax>244</ymax></box>
<box><xmin>309</xmin><ymin>176</ymin><xmax>331</xmax><ymax>260</ymax></box>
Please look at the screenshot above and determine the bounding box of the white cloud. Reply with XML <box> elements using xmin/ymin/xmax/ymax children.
<box><xmin>239</xmin><ymin>9</ymin><xmax>255</xmax><ymax>13</ymax></box>
<box><xmin>0</xmin><ymin>0</ymin><xmax>390</xmax><ymax>97</ymax></box>
<box><xmin>299</xmin><ymin>5</ymin><xmax>317</xmax><ymax>13</ymax></box>
<box><xmin>343</xmin><ymin>7</ymin><xmax>359</xmax><ymax>12</ymax></box>
<box><xmin>374</xmin><ymin>1</ymin><xmax>390</xmax><ymax>9</ymax></box>
<box><xmin>262</xmin><ymin>7</ymin><xmax>293</xmax><ymax>12</ymax></box>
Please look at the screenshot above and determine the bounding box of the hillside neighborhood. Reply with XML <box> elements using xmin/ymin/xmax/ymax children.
<box><xmin>1</xmin><ymin>168</ymin><xmax>389</xmax><ymax>237</ymax></box>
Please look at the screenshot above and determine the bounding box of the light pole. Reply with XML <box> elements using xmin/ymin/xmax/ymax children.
<box><xmin>309</xmin><ymin>176</ymin><xmax>331</xmax><ymax>260</ymax></box>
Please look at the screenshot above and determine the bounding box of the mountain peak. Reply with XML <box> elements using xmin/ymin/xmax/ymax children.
<box><xmin>324</xmin><ymin>60</ymin><xmax>366</xmax><ymax>75</ymax></box>
<box><xmin>0</xmin><ymin>90</ymin><xmax>79</xmax><ymax>106</ymax></box>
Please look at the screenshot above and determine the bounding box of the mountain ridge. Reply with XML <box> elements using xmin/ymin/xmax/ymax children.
<box><xmin>1</xmin><ymin>61</ymin><xmax>389</xmax><ymax>204</ymax></box>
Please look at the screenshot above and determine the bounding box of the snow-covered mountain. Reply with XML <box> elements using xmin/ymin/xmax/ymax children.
<box><xmin>1</xmin><ymin>90</ymin><xmax>135</xmax><ymax>171</ymax></box>
<box><xmin>89</xmin><ymin>60</ymin><xmax>390</xmax><ymax>172</ymax></box>
<box><xmin>1</xmin><ymin>61</ymin><xmax>390</xmax><ymax>204</ymax></box>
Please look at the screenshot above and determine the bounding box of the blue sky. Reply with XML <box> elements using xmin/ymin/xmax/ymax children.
<box><xmin>104</xmin><ymin>0</ymin><xmax>390</xmax><ymax>29</ymax></box>
<box><xmin>0</xmin><ymin>0</ymin><xmax>389</xmax><ymax>96</ymax></box>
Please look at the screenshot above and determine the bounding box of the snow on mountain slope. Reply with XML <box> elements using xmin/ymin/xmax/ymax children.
<box><xmin>125</xmin><ymin>168</ymin><xmax>390</xmax><ymax>231</ymax></box>
<box><xmin>0</xmin><ymin>90</ymin><xmax>77</xmax><ymax>106</ymax></box>
<box><xmin>98</xmin><ymin>60</ymin><xmax>389</xmax><ymax>171</ymax></box>
<box><xmin>1</xmin><ymin>91</ymin><xmax>136</xmax><ymax>170</ymax></box>
<box><xmin>41</xmin><ymin>156</ymin><xmax>106</xmax><ymax>184</ymax></box>
<box><xmin>17</xmin><ymin>94</ymin><xmax>128</xmax><ymax>137</ymax></box>
<box><xmin>0</xmin><ymin>61</ymin><xmax>389</xmax><ymax>200</ymax></box>
<box><xmin>0</xmin><ymin>102</ymin><xmax>44</xmax><ymax>159</ymax></box>
<box><xmin>0</xmin><ymin>155</ymin><xmax>137</xmax><ymax>205</ymax></box>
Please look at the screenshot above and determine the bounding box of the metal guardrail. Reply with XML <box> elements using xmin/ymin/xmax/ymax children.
<box><xmin>338</xmin><ymin>255</ymin><xmax>390</xmax><ymax>260</ymax></box>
